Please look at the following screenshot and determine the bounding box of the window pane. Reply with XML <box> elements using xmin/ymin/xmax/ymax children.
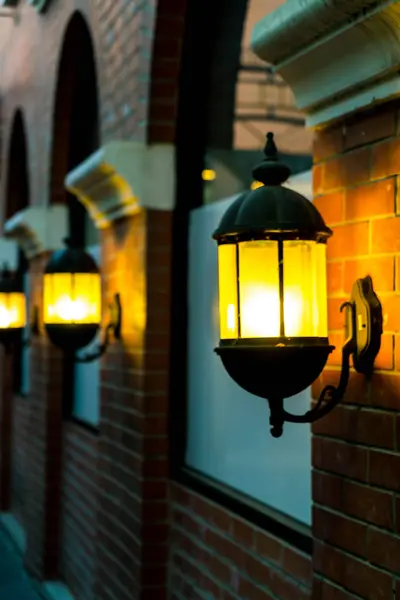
<box><xmin>74</xmin><ymin>244</ymin><xmax>101</xmax><ymax>428</ymax></box>
<box><xmin>283</xmin><ymin>240</ymin><xmax>328</xmax><ymax>337</ymax></box>
<box><xmin>186</xmin><ymin>198</ymin><xmax>311</xmax><ymax>525</ymax></box>
<box><xmin>238</xmin><ymin>240</ymin><xmax>279</xmax><ymax>338</ymax></box>
<box><xmin>218</xmin><ymin>244</ymin><xmax>238</xmax><ymax>339</ymax></box>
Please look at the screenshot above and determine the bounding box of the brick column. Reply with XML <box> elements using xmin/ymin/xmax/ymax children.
<box><xmin>95</xmin><ymin>209</ymin><xmax>171</xmax><ymax>600</ymax></box>
<box><xmin>311</xmin><ymin>100</ymin><xmax>400</xmax><ymax>599</ymax></box>
<box><xmin>0</xmin><ymin>349</ymin><xmax>14</xmax><ymax>510</ymax></box>
<box><xmin>23</xmin><ymin>253</ymin><xmax>64</xmax><ymax>580</ymax></box>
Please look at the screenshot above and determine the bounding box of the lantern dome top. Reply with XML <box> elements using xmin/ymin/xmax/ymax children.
<box><xmin>0</xmin><ymin>265</ymin><xmax>20</xmax><ymax>294</ymax></box>
<box><xmin>45</xmin><ymin>237</ymin><xmax>99</xmax><ymax>275</ymax></box>
<box><xmin>213</xmin><ymin>133</ymin><xmax>332</xmax><ymax>241</ymax></box>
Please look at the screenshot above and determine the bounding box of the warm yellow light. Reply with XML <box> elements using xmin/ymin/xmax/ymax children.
<box><xmin>283</xmin><ymin>240</ymin><xmax>328</xmax><ymax>337</ymax></box>
<box><xmin>218</xmin><ymin>244</ymin><xmax>238</xmax><ymax>338</ymax></box>
<box><xmin>217</xmin><ymin>239</ymin><xmax>328</xmax><ymax>340</ymax></box>
<box><xmin>0</xmin><ymin>293</ymin><xmax>26</xmax><ymax>329</ymax></box>
<box><xmin>202</xmin><ymin>169</ymin><xmax>216</xmax><ymax>181</ymax></box>
<box><xmin>250</xmin><ymin>181</ymin><xmax>264</xmax><ymax>190</ymax></box>
<box><xmin>239</xmin><ymin>241</ymin><xmax>280</xmax><ymax>337</ymax></box>
<box><xmin>43</xmin><ymin>273</ymin><xmax>101</xmax><ymax>325</ymax></box>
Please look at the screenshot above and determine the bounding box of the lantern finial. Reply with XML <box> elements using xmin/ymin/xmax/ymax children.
<box><xmin>264</xmin><ymin>132</ymin><xmax>278</xmax><ymax>161</ymax></box>
<box><xmin>252</xmin><ymin>132</ymin><xmax>291</xmax><ymax>186</ymax></box>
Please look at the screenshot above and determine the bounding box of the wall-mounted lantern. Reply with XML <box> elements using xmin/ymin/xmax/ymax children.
<box><xmin>42</xmin><ymin>237</ymin><xmax>121</xmax><ymax>361</ymax></box>
<box><xmin>213</xmin><ymin>132</ymin><xmax>383</xmax><ymax>438</ymax></box>
<box><xmin>0</xmin><ymin>265</ymin><xmax>27</xmax><ymax>347</ymax></box>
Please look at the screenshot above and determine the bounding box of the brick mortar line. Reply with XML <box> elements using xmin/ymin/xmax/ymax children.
<box><xmin>313</xmin><ymin>575</ymin><xmax>366</xmax><ymax>600</ymax></box>
<box><xmin>314</xmin><ymin>538</ymin><xmax>397</xmax><ymax>581</ymax></box>
<box><xmin>171</xmin><ymin>518</ymin><xmax>308</xmax><ymax>587</ymax></box>
<box><xmin>313</xmin><ymin>465</ymin><xmax>400</xmax><ymax>494</ymax></box>
<box><xmin>313</xmin><ymin>501</ymin><xmax>395</xmax><ymax>532</ymax></box>
<box><xmin>176</xmin><ymin>548</ymin><xmax>291</xmax><ymax>600</ymax></box>
<box><xmin>170</xmin><ymin>566</ymin><xmax>219</xmax><ymax>600</ymax></box>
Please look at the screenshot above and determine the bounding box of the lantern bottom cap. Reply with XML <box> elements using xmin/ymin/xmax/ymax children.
<box><xmin>215</xmin><ymin>341</ymin><xmax>333</xmax><ymax>400</ymax></box>
<box><xmin>44</xmin><ymin>322</ymin><xmax>100</xmax><ymax>351</ymax></box>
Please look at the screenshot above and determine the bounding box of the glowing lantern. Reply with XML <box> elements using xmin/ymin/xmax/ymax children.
<box><xmin>213</xmin><ymin>133</ymin><xmax>383</xmax><ymax>437</ymax></box>
<box><xmin>43</xmin><ymin>238</ymin><xmax>101</xmax><ymax>351</ymax></box>
<box><xmin>0</xmin><ymin>265</ymin><xmax>26</xmax><ymax>345</ymax></box>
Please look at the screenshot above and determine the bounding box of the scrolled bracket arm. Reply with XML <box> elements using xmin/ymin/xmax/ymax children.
<box><xmin>74</xmin><ymin>293</ymin><xmax>122</xmax><ymax>364</ymax></box>
<box><xmin>268</xmin><ymin>301</ymin><xmax>356</xmax><ymax>438</ymax></box>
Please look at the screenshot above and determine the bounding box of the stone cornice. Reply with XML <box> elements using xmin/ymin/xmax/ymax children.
<box><xmin>65</xmin><ymin>141</ymin><xmax>175</xmax><ymax>230</ymax></box>
<box><xmin>252</xmin><ymin>0</ymin><xmax>400</xmax><ymax>127</ymax></box>
<box><xmin>4</xmin><ymin>205</ymin><xmax>68</xmax><ymax>259</ymax></box>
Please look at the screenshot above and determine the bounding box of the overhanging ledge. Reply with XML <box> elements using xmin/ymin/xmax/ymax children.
<box><xmin>251</xmin><ymin>0</ymin><xmax>400</xmax><ymax>128</ymax></box>
<box><xmin>65</xmin><ymin>141</ymin><xmax>175</xmax><ymax>229</ymax></box>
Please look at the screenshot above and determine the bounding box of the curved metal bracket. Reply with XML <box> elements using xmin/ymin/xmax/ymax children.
<box><xmin>20</xmin><ymin>305</ymin><xmax>40</xmax><ymax>348</ymax></box>
<box><xmin>267</xmin><ymin>275</ymin><xmax>382</xmax><ymax>438</ymax></box>
<box><xmin>74</xmin><ymin>293</ymin><xmax>122</xmax><ymax>363</ymax></box>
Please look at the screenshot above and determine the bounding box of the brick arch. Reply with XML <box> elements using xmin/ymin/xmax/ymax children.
<box><xmin>5</xmin><ymin>108</ymin><xmax>30</xmax><ymax>221</ymax></box>
<box><xmin>148</xmin><ymin>0</ymin><xmax>248</xmax><ymax>146</ymax></box>
<box><xmin>50</xmin><ymin>9</ymin><xmax>99</xmax><ymax>245</ymax></box>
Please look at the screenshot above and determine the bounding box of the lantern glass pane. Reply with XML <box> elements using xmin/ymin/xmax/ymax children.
<box><xmin>283</xmin><ymin>240</ymin><xmax>328</xmax><ymax>337</ymax></box>
<box><xmin>43</xmin><ymin>273</ymin><xmax>101</xmax><ymax>325</ymax></box>
<box><xmin>218</xmin><ymin>244</ymin><xmax>238</xmax><ymax>339</ymax></box>
<box><xmin>238</xmin><ymin>240</ymin><xmax>279</xmax><ymax>338</ymax></box>
<box><xmin>0</xmin><ymin>292</ymin><xmax>26</xmax><ymax>329</ymax></box>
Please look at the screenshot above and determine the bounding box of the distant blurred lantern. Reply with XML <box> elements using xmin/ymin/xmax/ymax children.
<box><xmin>43</xmin><ymin>237</ymin><xmax>121</xmax><ymax>359</ymax></box>
<box><xmin>202</xmin><ymin>168</ymin><xmax>217</xmax><ymax>182</ymax></box>
<box><xmin>213</xmin><ymin>132</ymin><xmax>383</xmax><ymax>438</ymax></box>
<box><xmin>0</xmin><ymin>264</ymin><xmax>26</xmax><ymax>346</ymax></box>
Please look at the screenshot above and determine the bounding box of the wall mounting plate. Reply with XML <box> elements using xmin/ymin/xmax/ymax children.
<box><xmin>349</xmin><ymin>275</ymin><xmax>383</xmax><ymax>377</ymax></box>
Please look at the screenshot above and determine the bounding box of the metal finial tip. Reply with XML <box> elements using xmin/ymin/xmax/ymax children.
<box><xmin>264</xmin><ymin>132</ymin><xmax>278</xmax><ymax>161</ymax></box>
<box><xmin>252</xmin><ymin>131</ymin><xmax>291</xmax><ymax>186</ymax></box>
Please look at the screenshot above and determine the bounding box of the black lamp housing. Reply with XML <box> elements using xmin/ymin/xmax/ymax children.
<box><xmin>0</xmin><ymin>265</ymin><xmax>24</xmax><ymax>347</ymax></box>
<box><xmin>43</xmin><ymin>237</ymin><xmax>121</xmax><ymax>360</ymax></box>
<box><xmin>213</xmin><ymin>133</ymin><xmax>383</xmax><ymax>437</ymax></box>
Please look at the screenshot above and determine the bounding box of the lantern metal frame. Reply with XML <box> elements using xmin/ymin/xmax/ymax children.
<box><xmin>213</xmin><ymin>133</ymin><xmax>383</xmax><ymax>438</ymax></box>
<box><xmin>42</xmin><ymin>238</ymin><xmax>122</xmax><ymax>361</ymax></box>
<box><xmin>0</xmin><ymin>265</ymin><xmax>34</xmax><ymax>349</ymax></box>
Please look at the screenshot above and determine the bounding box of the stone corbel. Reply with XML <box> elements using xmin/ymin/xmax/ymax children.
<box><xmin>64</xmin><ymin>141</ymin><xmax>175</xmax><ymax>229</ymax></box>
<box><xmin>3</xmin><ymin>205</ymin><xmax>68</xmax><ymax>259</ymax></box>
<box><xmin>251</xmin><ymin>0</ymin><xmax>400</xmax><ymax>127</ymax></box>
<box><xmin>26</xmin><ymin>0</ymin><xmax>50</xmax><ymax>13</ymax></box>
<box><xmin>0</xmin><ymin>238</ymin><xmax>18</xmax><ymax>270</ymax></box>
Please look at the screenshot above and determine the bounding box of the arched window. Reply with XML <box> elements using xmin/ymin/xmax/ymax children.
<box><xmin>50</xmin><ymin>12</ymin><xmax>101</xmax><ymax>427</ymax></box>
<box><xmin>5</xmin><ymin>109</ymin><xmax>30</xmax><ymax>396</ymax></box>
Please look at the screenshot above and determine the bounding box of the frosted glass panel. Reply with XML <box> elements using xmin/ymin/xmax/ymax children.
<box><xmin>73</xmin><ymin>244</ymin><xmax>101</xmax><ymax>427</ymax></box>
<box><xmin>283</xmin><ymin>241</ymin><xmax>328</xmax><ymax>337</ymax></box>
<box><xmin>238</xmin><ymin>240</ymin><xmax>279</xmax><ymax>338</ymax></box>
<box><xmin>186</xmin><ymin>195</ymin><xmax>312</xmax><ymax>525</ymax></box>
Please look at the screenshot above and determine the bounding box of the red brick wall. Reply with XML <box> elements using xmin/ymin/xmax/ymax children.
<box><xmin>60</xmin><ymin>423</ymin><xmax>99</xmax><ymax>600</ymax></box>
<box><xmin>94</xmin><ymin>211</ymin><xmax>171</xmax><ymax>600</ymax></box>
<box><xmin>170</xmin><ymin>484</ymin><xmax>312</xmax><ymax>600</ymax></box>
<box><xmin>23</xmin><ymin>254</ymin><xmax>64</xmax><ymax>579</ymax></box>
<box><xmin>11</xmin><ymin>395</ymin><xmax>30</xmax><ymax>530</ymax></box>
<box><xmin>0</xmin><ymin>350</ymin><xmax>13</xmax><ymax>510</ymax></box>
<box><xmin>311</xmin><ymin>100</ymin><xmax>400</xmax><ymax>599</ymax></box>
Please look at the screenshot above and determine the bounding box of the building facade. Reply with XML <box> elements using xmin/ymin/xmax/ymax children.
<box><xmin>0</xmin><ymin>1</ymin><xmax>398</xmax><ymax>600</ymax></box>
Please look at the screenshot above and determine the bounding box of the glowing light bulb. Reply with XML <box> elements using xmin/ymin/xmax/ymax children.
<box><xmin>241</xmin><ymin>286</ymin><xmax>280</xmax><ymax>337</ymax></box>
<box><xmin>52</xmin><ymin>296</ymin><xmax>91</xmax><ymax>322</ymax></box>
<box><xmin>0</xmin><ymin>306</ymin><xmax>13</xmax><ymax>328</ymax></box>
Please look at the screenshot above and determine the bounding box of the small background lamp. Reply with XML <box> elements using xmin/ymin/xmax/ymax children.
<box><xmin>0</xmin><ymin>264</ymin><xmax>27</xmax><ymax>348</ymax></box>
<box><xmin>43</xmin><ymin>237</ymin><xmax>121</xmax><ymax>360</ymax></box>
<box><xmin>213</xmin><ymin>133</ymin><xmax>383</xmax><ymax>437</ymax></box>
